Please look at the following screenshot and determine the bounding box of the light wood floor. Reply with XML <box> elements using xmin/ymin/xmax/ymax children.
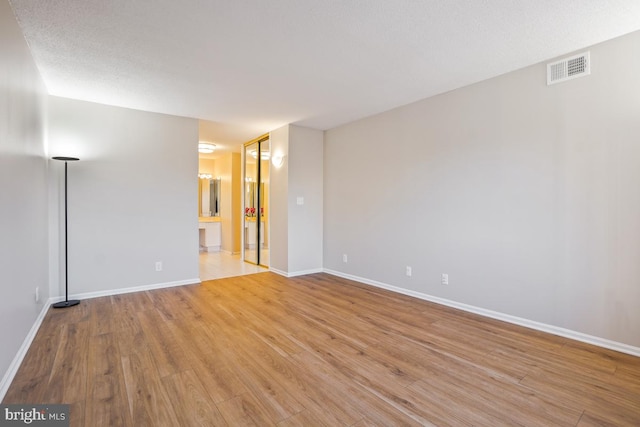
<box><xmin>4</xmin><ymin>273</ymin><xmax>640</xmax><ymax>426</ymax></box>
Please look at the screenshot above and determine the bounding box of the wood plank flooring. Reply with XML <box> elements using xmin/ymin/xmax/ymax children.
<box><xmin>4</xmin><ymin>272</ymin><xmax>640</xmax><ymax>426</ymax></box>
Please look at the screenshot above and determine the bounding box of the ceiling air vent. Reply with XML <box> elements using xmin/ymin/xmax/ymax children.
<box><xmin>547</xmin><ymin>51</ymin><xmax>590</xmax><ymax>85</ymax></box>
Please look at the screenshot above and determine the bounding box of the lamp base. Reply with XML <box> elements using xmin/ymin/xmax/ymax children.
<box><xmin>52</xmin><ymin>300</ymin><xmax>80</xmax><ymax>309</ymax></box>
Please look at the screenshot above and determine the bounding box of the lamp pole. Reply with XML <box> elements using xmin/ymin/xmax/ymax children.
<box><xmin>52</xmin><ymin>156</ymin><xmax>81</xmax><ymax>308</ymax></box>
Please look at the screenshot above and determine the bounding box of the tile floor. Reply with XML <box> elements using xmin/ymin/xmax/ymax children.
<box><xmin>199</xmin><ymin>251</ymin><xmax>268</xmax><ymax>281</ymax></box>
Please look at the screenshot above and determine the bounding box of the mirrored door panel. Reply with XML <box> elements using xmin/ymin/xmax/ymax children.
<box><xmin>243</xmin><ymin>136</ymin><xmax>270</xmax><ymax>267</ymax></box>
<box><xmin>244</xmin><ymin>141</ymin><xmax>259</xmax><ymax>265</ymax></box>
<box><xmin>259</xmin><ymin>139</ymin><xmax>269</xmax><ymax>267</ymax></box>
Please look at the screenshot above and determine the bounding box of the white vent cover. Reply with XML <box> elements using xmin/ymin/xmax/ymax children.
<box><xmin>547</xmin><ymin>51</ymin><xmax>590</xmax><ymax>85</ymax></box>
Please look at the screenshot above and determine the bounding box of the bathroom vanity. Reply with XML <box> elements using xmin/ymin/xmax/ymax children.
<box><xmin>199</xmin><ymin>217</ymin><xmax>221</xmax><ymax>252</ymax></box>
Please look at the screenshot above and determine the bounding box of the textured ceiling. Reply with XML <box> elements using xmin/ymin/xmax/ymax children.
<box><xmin>9</xmin><ymin>0</ymin><xmax>640</xmax><ymax>146</ymax></box>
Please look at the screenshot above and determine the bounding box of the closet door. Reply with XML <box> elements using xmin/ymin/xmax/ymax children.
<box><xmin>258</xmin><ymin>139</ymin><xmax>269</xmax><ymax>267</ymax></box>
<box><xmin>243</xmin><ymin>141</ymin><xmax>259</xmax><ymax>264</ymax></box>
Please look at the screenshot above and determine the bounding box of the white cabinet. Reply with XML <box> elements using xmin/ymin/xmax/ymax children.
<box><xmin>199</xmin><ymin>221</ymin><xmax>221</xmax><ymax>252</ymax></box>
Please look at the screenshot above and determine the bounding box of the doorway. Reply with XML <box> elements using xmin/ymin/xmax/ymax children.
<box><xmin>243</xmin><ymin>135</ymin><xmax>269</xmax><ymax>267</ymax></box>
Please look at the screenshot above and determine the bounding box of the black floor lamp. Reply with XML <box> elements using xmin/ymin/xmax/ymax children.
<box><xmin>52</xmin><ymin>156</ymin><xmax>81</xmax><ymax>308</ymax></box>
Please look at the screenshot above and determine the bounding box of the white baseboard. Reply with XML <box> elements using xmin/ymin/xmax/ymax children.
<box><xmin>0</xmin><ymin>299</ymin><xmax>52</xmax><ymax>401</ymax></box>
<box><xmin>269</xmin><ymin>267</ymin><xmax>289</xmax><ymax>277</ymax></box>
<box><xmin>269</xmin><ymin>268</ymin><xmax>323</xmax><ymax>278</ymax></box>
<box><xmin>287</xmin><ymin>268</ymin><xmax>324</xmax><ymax>277</ymax></box>
<box><xmin>323</xmin><ymin>269</ymin><xmax>640</xmax><ymax>357</ymax></box>
<box><xmin>50</xmin><ymin>278</ymin><xmax>202</xmax><ymax>303</ymax></box>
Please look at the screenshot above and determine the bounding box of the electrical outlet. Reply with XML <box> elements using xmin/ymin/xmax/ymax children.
<box><xmin>342</xmin><ymin>254</ymin><xmax>348</xmax><ymax>263</ymax></box>
<box><xmin>155</xmin><ymin>261</ymin><xmax>163</xmax><ymax>272</ymax></box>
<box><xmin>441</xmin><ymin>273</ymin><xmax>449</xmax><ymax>285</ymax></box>
<box><xmin>35</xmin><ymin>287</ymin><xmax>40</xmax><ymax>303</ymax></box>
<box><xmin>406</xmin><ymin>266</ymin><xmax>412</xmax><ymax>277</ymax></box>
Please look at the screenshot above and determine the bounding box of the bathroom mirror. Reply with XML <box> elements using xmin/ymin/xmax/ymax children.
<box><xmin>199</xmin><ymin>177</ymin><xmax>221</xmax><ymax>217</ymax></box>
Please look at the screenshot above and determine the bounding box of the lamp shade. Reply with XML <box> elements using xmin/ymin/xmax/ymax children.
<box><xmin>52</xmin><ymin>156</ymin><xmax>80</xmax><ymax>161</ymax></box>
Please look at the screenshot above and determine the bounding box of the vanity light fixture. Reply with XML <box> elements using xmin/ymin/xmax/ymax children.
<box><xmin>198</xmin><ymin>142</ymin><xmax>216</xmax><ymax>154</ymax></box>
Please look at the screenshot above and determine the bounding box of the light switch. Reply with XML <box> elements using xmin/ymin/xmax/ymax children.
<box><xmin>297</xmin><ymin>197</ymin><xmax>304</xmax><ymax>205</ymax></box>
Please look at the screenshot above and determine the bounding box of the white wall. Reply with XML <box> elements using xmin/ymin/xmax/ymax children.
<box><xmin>324</xmin><ymin>31</ymin><xmax>640</xmax><ymax>348</ymax></box>
<box><xmin>48</xmin><ymin>97</ymin><xmax>199</xmax><ymax>296</ymax></box>
<box><xmin>269</xmin><ymin>124</ymin><xmax>324</xmax><ymax>276</ymax></box>
<box><xmin>0</xmin><ymin>0</ymin><xmax>49</xmax><ymax>393</ymax></box>
<box><xmin>288</xmin><ymin>125</ymin><xmax>323</xmax><ymax>274</ymax></box>
<box><xmin>269</xmin><ymin>125</ymin><xmax>289</xmax><ymax>273</ymax></box>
